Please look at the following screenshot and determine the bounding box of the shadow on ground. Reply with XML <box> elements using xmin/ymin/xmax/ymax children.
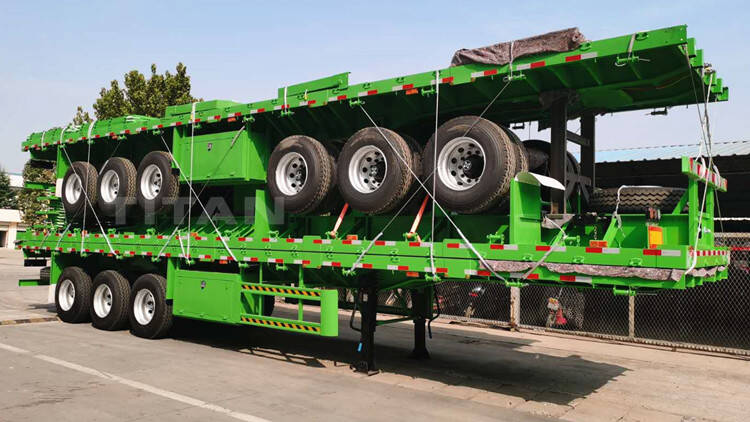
<box><xmin>170</xmin><ymin>307</ymin><xmax>626</xmax><ymax>405</ymax></box>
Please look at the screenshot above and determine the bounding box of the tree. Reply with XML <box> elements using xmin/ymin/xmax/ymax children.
<box><xmin>17</xmin><ymin>162</ymin><xmax>56</xmax><ymax>227</ymax></box>
<box><xmin>0</xmin><ymin>169</ymin><xmax>18</xmax><ymax>209</ymax></box>
<box><xmin>82</xmin><ymin>63</ymin><xmax>200</xmax><ymax>120</ymax></box>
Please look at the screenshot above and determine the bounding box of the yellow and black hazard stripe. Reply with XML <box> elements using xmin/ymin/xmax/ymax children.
<box><xmin>241</xmin><ymin>284</ymin><xmax>321</xmax><ymax>297</ymax></box>
<box><xmin>240</xmin><ymin>316</ymin><xmax>320</xmax><ymax>333</ymax></box>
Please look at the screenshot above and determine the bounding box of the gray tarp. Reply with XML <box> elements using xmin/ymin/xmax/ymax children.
<box><xmin>450</xmin><ymin>27</ymin><xmax>586</xmax><ymax>67</ymax></box>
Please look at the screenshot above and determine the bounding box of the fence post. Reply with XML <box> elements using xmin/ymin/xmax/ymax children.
<box><xmin>628</xmin><ymin>295</ymin><xmax>635</xmax><ymax>339</ymax></box>
<box><xmin>510</xmin><ymin>286</ymin><xmax>521</xmax><ymax>330</ymax></box>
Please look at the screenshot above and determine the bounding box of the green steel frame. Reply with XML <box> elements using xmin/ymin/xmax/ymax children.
<box><xmin>16</xmin><ymin>25</ymin><xmax>730</xmax><ymax>370</ymax></box>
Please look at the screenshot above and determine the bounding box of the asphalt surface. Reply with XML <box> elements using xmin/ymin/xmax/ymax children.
<box><xmin>2</xmin><ymin>249</ymin><xmax>750</xmax><ymax>421</ymax></box>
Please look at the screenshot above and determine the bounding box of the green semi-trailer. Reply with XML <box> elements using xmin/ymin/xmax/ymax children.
<box><xmin>17</xmin><ymin>25</ymin><xmax>729</xmax><ymax>372</ymax></box>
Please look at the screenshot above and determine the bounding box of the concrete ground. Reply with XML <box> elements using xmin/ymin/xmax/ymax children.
<box><xmin>1</xmin><ymin>249</ymin><xmax>749</xmax><ymax>422</ymax></box>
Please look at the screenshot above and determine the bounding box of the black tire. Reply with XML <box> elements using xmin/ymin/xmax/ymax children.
<box><xmin>268</xmin><ymin>135</ymin><xmax>335</xmax><ymax>214</ymax></box>
<box><xmin>588</xmin><ymin>187</ymin><xmax>685</xmax><ymax>214</ymax></box>
<box><xmin>423</xmin><ymin>116</ymin><xmax>513</xmax><ymax>214</ymax></box>
<box><xmin>97</xmin><ymin>157</ymin><xmax>137</xmax><ymax>219</ymax></box>
<box><xmin>501</xmin><ymin>126</ymin><xmax>529</xmax><ymax>174</ymax></box>
<box><xmin>61</xmin><ymin>162</ymin><xmax>98</xmax><ymax>220</ymax></box>
<box><xmin>522</xmin><ymin>139</ymin><xmax>580</xmax><ymax>201</ymax></box>
<box><xmin>90</xmin><ymin>270</ymin><xmax>131</xmax><ymax>331</ymax></box>
<box><xmin>129</xmin><ymin>273</ymin><xmax>173</xmax><ymax>339</ymax></box>
<box><xmin>40</xmin><ymin>266</ymin><xmax>51</xmax><ymax>284</ymax></box>
<box><xmin>55</xmin><ymin>266</ymin><xmax>92</xmax><ymax>323</ymax></box>
<box><xmin>137</xmin><ymin>151</ymin><xmax>179</xmax><ymax>215</ymax></box>
<box><xmin>338</xmin><ymin>127</ymin><xmax>416</xmax><ymax>214</ymax></box>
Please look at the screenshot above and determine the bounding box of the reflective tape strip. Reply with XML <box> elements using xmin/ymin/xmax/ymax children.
<box><xmin>643</xmin><ymin>249</ymin><xmax>681</xmax><ymax>257</ymax></box>
<box><xmin>139</xmin><ymin>235</ymin><xmax>150</xmax><ymax>239</ymax></box>
<box><xmin>516</xmin><ymin>60</ymin><xmax>546</xmax><ymax>70</ymax></box>
<box><xmin>430</xmin><ymin>77</ymin><xmax>455</xmax><ymax>85</ymax></box>
<box><xmin>238</xmin><ymin>237</ymin><xmax>253</xmax><ymax>242</ymax></box>
<box><xmin>142</xmin><ymin>252</ymin><xmax>153</xmax><ymax>256</ymax></box>
<box><xmin>293</xmin><ymin>259</ymin><xmax>311</xmax><ymax>265</ymax></box>
<box><xmin>560</xmin><ymin>275</ymin><xmax>592</xmax><ymax>284</ymax></box>
<box><xmin>298</xmin><ymin>100</ymin><xmax>316</xmax><ymax>106</ymax></box>
<box><xmin>387</xmin><ymin>265</ymin><xmax>409</xmax><ymax>271</ymax></box>
<box><xmin>244</xmin><ymin>257</ymin><xmax>259</xmax><ymax>262</ymax></box>
<box><xmin>268</xmin><ymin>258</ymin><xmax>284</xmax><ymax>264</ymax></box>
<box><xmin>313</xmin><ymin>239</ymin><xmax>332</xmax><ymax>244</ymax></box>
<box><xmin>285</xmin><ymin>238</ymin><xmax>303</xmax><ymax>243</ymax></box>
<box><xmin>408</xmin><ymin>242</ymin><xmax>432</xmax><ymax>248</ymax></box>
<box><xmin>471</xmin><ymin>69</ymin><xmax>498</xmax><ymax>78</ymax></box>
<box><xmin>446</xmin><ymin>243</ymin><xmax>467</xmax><ymax>249</ymax></box>
<box><xmin>692</xmin><ymin>249</ymin><xmax>729</xmax><ymax>256</ymax></box>
<box><xmin>215</xmin><ymin>236</ymin><xmax>229</xmax><ymax>241</ymax></box>
<box><xmin>261</xmin><ymin>238</ymin><xmax>278</xmax><ymax>243</ymax></box>
<box><xmin>565</xmin><ymin>52</ymin><xmax>598</xmax><ymax>62</ymax></box>
<box><xmin>536</xmin><ymin>245</ymin><xmax>566</xmax><ymax>252</ymax></box>
<box><xmin>198</xmin><ymin>254</ymin><xmax>211</xmax><ymax>260</ymax></box>
<box><xmin>374</xmin><ymin>240</ymin><xmax>396</xmax><ymax>246</ymax></box>
<box><xmin>490</xmin><ymin>244</ymin><xmax>519</xmax><ymax>250</ymax></box>
<box><xmin>322</xmin><ymin>261</ymin><xmax>341</xmax><ymax>267</ymax></box>
<box><xmin>510</xmin><ymin>272</ymin><xmax>540</xmax><ymax>280</ymax></box>
<box><xmin>358</xmin><ymin>89</ymin><xmax>378</xmax><ymax>97</ymax></box>
<box><xmin>465</xmin><ymin>269</ymin><xmax>492</xmax><ymax>277</ymax></box>
<box><xmin>328</xmin><ymin>94</ymin><xmax>347</xmax><ymax>102</ymax></box>
<box><xmin>123</xmin><ymin>235</ymin><xmax>134</xmax><ymax>239</ymax></box>
<box><xmin>424</xmin><ymin>267</ymin><xmax>448</xmax><ymax>273</ymax></box>
<box><xmin>391</xmin><ymin>83</ymin><xmax>414</xmax><ymax>91</ymax></box>
<box><xmin>355</xmin><ymin>263</ymin><xmax>373</xmax><ymax>269</ymax></box>
<box><xmin>342</xmin><ymin>239</ymin><xmax>362</xmax><ymax>245</ymax></box>
<box><xmin>273</xmin><ymin>104</ymin><xmax>290</xmax><ymax>111</ymax></box>
<box><xmin>250</xmin><ymin>108</ymin><xmax>266</xmax><ymax>114</ymax></box>
<box><xmin>585</xmin><ymin>247</ymin><xmax>620</xmax><ymax>254</ymax></box>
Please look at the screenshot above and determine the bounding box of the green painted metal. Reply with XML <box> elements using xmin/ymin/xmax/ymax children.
<box><xmin>17</xmin><ymin>25</ymin><xmax>731</xmax><ymax>338</ymax></box>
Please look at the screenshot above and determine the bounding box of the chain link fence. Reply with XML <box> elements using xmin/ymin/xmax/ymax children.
<box><xmin>334</xmin><ymin>233</ymin><xmax>749</xmax><ymax>355</ymax></box>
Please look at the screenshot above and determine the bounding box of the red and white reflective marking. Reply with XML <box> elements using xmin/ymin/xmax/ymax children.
<box><xmin>273</xmin><ymin>104</ymin><xmax>290</xmax><ymax>111</ymax></box>
<box><xmin>219</xmin><ymin>256</ymin><xmax>234</xmax><ymax>262</ymax></box>
<box><xmin>141</xmin><ymin>251</ymin><xmax>154</xmax><ymax>257</ymax></box>
<box><xmin>391</xmin><ymin>83</ymin><xmax>414</xmax><ymax>92</ymax></box>
<box><xmin>408</xmin><ymin>242</ymin><xmax>432</xmax><ymax>248</ymax></box>
<box><xmin>261</xmin><ymin>237</ymin><xmax>278</xmax><ymax>243</ymax></box>
<box><xmin>429</xmin><ymin>76</ymin><xmax>455</xmax><ymax>85</ymax></box>
<box><xmin>465</xmin><ymin>269</ymin><xmax>492</xmax><ymax>277</ymax></box>
<box><xmin>123</xmin><ymin>235</ymin><xmax>134</xmax><ymax>239</ymax></box>
<box><xmin>374</xmin><ymin>240</ymin><xmax>396</xmax><ymax>247</ymax></box>
<box><xmin>387</xmin><ymin>265</ymin><xmax>410</xmax><ymax>272</ymax></box>
<box><xmin>565</xmin><ymin>52</ymin><xmax>598</xmax><ymax>62</ymax></box>
<box><xmin>643</xmin><ymin>249</ymin><xmax>681</xmax><ymax>257</ymax></box>
<box><xmin>285</xmin><ymin>238</ymin><xmax>303</xmax><ymax>244</ymax></box>
<box><xmin>193</xmin><ymin>236</ymin><xmax>208</xmax><ymax>241</ymax></box>
<box><xmin>470</xmin><ymin>69</ymin><xmax>498</xmax><ymax>78</ymax></box>
<box><xmin>169</xmin><ymin>122</ymin><xmax>183</xmax><ymax>127</ymax></box>
<box><xmin>688</xmin><ymin>157</ymin><xmax>728</xmax><ymax>190</ymax></box>
<box><xmin>516</xmin><ymin>60</ymin><xmax>546</xmax><ymax>71</ymax></box>
<box><xmin>322</xmin><ymin>261</ymin><xmax>342</xmax><ymax>267</ymax></box>
<box><xmin>424</xmin><ymin>267</ymin><xmax>449</xmax><ymax>274</ymax></box>
<box><xmin>341</xmin><ymin>239</ymin><xmax>362</xmax><ymax>245</ymax></box>
<box><xmin>490</xmin><ymin>244</ymin><xmax>519</xmax><ymax>250</ymax></box>
<box><xmin>692</xmin><ymin>249</ymin><xmax>729</xmax><ymax>257</ymax></box>
<box><xmin>585</xmin><ymin>247</ymin><xmax>620</xmax><ymax>254</ymax></box>
<box><xmin>446</xmin><ymin>243</ymin><xmax>467</xmax><ymax>249</ymax></box>
<box><xmin>238</xmin><ymin>237</ymin><xmax>253</xmax><ymax>242</ymax></box>
<box><xmin>511</xmin><ymin>272</ymin><xmax>540</xmax><ymax>280</ymax></box>
<box><xmin>267</xmin><ymin>258</ymin><xmax>284</xmax><ymax>264</ymax></box>
<box><xmin>328</xmin><ymin>94</ymin><xmax>347</xmax><ymax>102</ymax></box>
<box><xmin>139</xmin><ymin>234</ymin><xmax>151</xmax><ymax>239</ymax></box>
<box><xmin>298</xmin><ymin>100</ymin><xmax>316</xmax><ymax>106</ymax></box>
<box><xmin>198</xmin><ymin>254</ymin><xmax>212</xmax><ymax>260</ymax></box>
<box><xmin>293</xmin><ymin>259</ymin><xmax>312</xmax><ymax>266</ymax></box>
<box><xmin>250</xmin><ymin>108</ymin><xmax>266</xmax><ymax>114</ymax></box>
<box><xmin>243</xmin><ymin>257</ymin><xmax>259</xmax><ymax>262</ymax></box>
<box><xmin>559</xmin><ymin>274</ymin><xmax>592</xmax><ymax>284</ymax></box>
<box><xmin>313</xmin><ymin>239</ymin><xmax>332</xmax><ymax>245</ymax></box>
<box><xmin>358</xmin><ymin>89</ymin><xmax>378</xmax><ymax>97</ymax></box>
<box><xmin>536</xmin><ymin>245</ymin><xmax>567</xmax><ymax>252</ymax></box>
<box><xmin>215</xmin><ymin>236</ymin><xmax>229</xmax><ymax>241</ymax></box>
<box><xmin>354</xmin><ymin>262</ymin><xmax>374</xmax><ymax>269</ymax></box>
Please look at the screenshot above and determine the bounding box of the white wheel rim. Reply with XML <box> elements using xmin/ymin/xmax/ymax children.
<box><xmin>140</xmin><ymin>164</ymin><xmax>162</xmax><ymax>200</ymax></box>
<box><xmin>58</xmin><ymin>279</ymin><xmax>75</xmax><ymax>311</ymax></box>
<box><xmin>93</xmin><ymin>284</ymin><xmax>113</xmax><ymax>318</ymax></box>
<box><xmin>64</xmin><ymin>174</ymin><xmax>83</xmax><ymax>203</ymax></box>
<box><xmin>100</xmin><ymin>169</ymin><xmax>120</xmax><ymax>204</ymax></box>
<box><xmin>437</xmin><ymin>136</ymin><xmax>485</xmax><ymax>191</ymax></box>
<box><xmin>348</xmin><ymin>145</ymin><xmax>387</xmax><ymax>194</ymax></box>
<box><xmin>275</xmin><ymin>152</ymin><xmax>307</xmax><ymax>196</ymax></box>
<box><xmin>133</xmin><ymin>289</ymin><xmax>155</xmax><ymax>325</ymax></box>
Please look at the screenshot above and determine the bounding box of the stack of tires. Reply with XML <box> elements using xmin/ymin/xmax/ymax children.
<box><xmin>268</xmin><ymin>116</ymin><xmax>532</xmax><ymax>216</ymax></box>
<box><xmin>61</xmin><ymin>151</ymin><xmax>179</xmax><ymax>223</ymax></box>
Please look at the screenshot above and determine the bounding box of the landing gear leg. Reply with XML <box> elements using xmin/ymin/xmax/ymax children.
<box><xmin>354</xmin><ymin>284</ymin><xmax>379</xmax><ymax>374</ymax></box>
<box><xmin>410</xmin><ymin>288</ymin><xmax>430</xmax><ymax>359</ymax></box>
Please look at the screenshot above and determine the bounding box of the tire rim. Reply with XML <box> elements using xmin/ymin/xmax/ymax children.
<box><xmin>93</xmin><ymin>284</ymin><xmax>113</xmax><ymax>318</ymax></box>
<box><xmin>100</xmin><ymin>169</ymin><xmax>120</xmax><ymax>204</ymax></box>
<box><xmin>348</xmin><ymin>145</ymin><xmax>387</xmax><ymax>193</ymax></box>
<box><xmin>58</xmin><ymin>279</ymin><xmax>75</xmax><ymax>311</ymax></box>
<box><xmin>437</xmin><ymin>136</ymin><xmax>485</xmax><ymax>191</ymax></box>
<box><xmin>133</xmin><ymin>288</ymin><xmax>155</xmax><ymax>325</ymax></box>
<box><xmin>64</xmin><ymin>174</ymin><xmax>83</xmax><ymax>204</ymax></box>
<box><xmin>140</xmin><ymin>164</ymin><xmax>162</xmax><ymax>200</ymax></box>
<box><xmin>275</xmin><ymin>152</ymin><xmax>307</xmax><ymax>196</ymax></box>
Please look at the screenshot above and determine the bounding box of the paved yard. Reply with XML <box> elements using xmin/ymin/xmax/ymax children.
<box><xmin>1</xmin><ymin>249</ymin><xmax>748</xmax><ymax>421</ymax></box>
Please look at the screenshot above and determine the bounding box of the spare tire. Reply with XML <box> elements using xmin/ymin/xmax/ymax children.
<box><xmin>97</xmin><ymin>157</ymin><xmax>137</xmax><ymax>220</ymax></box>
<box><xmin>268</xmin><ymin>135</ymin><xmax>336</xmax><ymax>215</ymax></box>
<box><xmin>423</xmin><ymin>116</ymin><xmax>513</xmax><ymax>214</ymax></box>
<box><xmin>137</xmin><ymin>151</ymin><xmax>179</xmax><ymax>215</ymax></box>
<box><xmin>588</xmin><ymin>187</ymin><xmax>685</xmax><ymax>214</ymax></box>
<box><xmin>500</xmin><ymin>126</ymin><xmax>529</xmax><ymax>174</ymax></box>
<box><xmin>61</xmin><ymin>161</ymin><xmax>98</xmax><ymax>220</ymax></box>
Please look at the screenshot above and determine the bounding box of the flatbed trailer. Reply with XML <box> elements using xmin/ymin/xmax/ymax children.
<box><xmin>17</xmin><ymin>25</ymin><xmax>729</xmax><ymax>372</ymax></box>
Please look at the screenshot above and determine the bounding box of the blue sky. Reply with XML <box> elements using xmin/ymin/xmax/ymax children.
<box><xmin>1</xmin><ymin>0</ymin><xmax>747</xmax><ymax>173</ymax></box>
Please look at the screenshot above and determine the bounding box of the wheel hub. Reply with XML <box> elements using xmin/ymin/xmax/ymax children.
<box><xmin>436</xmin><ymin>136</ymin><xmax>485</xmax><ymax>191</ymax></box>
<box><xmin>133</xmin><ymin>289</ymin><xmax>155</xmax><ymax>325</ymax></box>
<box><xmin>349</xmin><ymin>145</ymin><xmax>387</xmax><ymax>193</ymax></box>
<box><xmin>100</xmin><ymin>169</ymin><xmax>120</xmax><ymax>203</ymax></box>
<box><xmin>275</xmin><ymin>152</ymin><xmax>307</xmax><ymax>196</ymax></box>
<box><xmin>140</xmin><ymin>164</ymin><xmax>162</xmax><ymax>200</ymax></box>
<box><xmin>64</xmin><ymin>175</ymin><xmax>83</xmax><ymax>203</ymax></box>
<box><xmin>58</xmin><ymin>279</ymin><xmax>75</xmax><ymax>311</ymax></box>
<box><xmin>93</xmin><ymin>284</ymin><xmax>113</xmax><ymax>318</ymax></box>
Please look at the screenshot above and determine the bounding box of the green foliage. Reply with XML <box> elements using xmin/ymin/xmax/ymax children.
<box><xmin>17</xmin><ymin>162</ymin><xmax>56</xmax><ymax>227</ymax></box>
<box><xmin>72</xmin><ymin>106</ymin><xmax>92</xmax><ymax>125</ymax></box>
<box><xmin>91</xmin><ymin>63</ymin><xmax>200</xmax><ymax>120</ymax></box>
<box><xmin>0</xmin><ymin>169</ymin><xmax>18</xmax><ymax>209</ymax></box>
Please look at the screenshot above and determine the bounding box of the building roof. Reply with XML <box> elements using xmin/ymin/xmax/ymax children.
<box><xmin>596</xmin><ymin>141</ymin><xmax>750</xmax><ymax>163</ymax></box>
